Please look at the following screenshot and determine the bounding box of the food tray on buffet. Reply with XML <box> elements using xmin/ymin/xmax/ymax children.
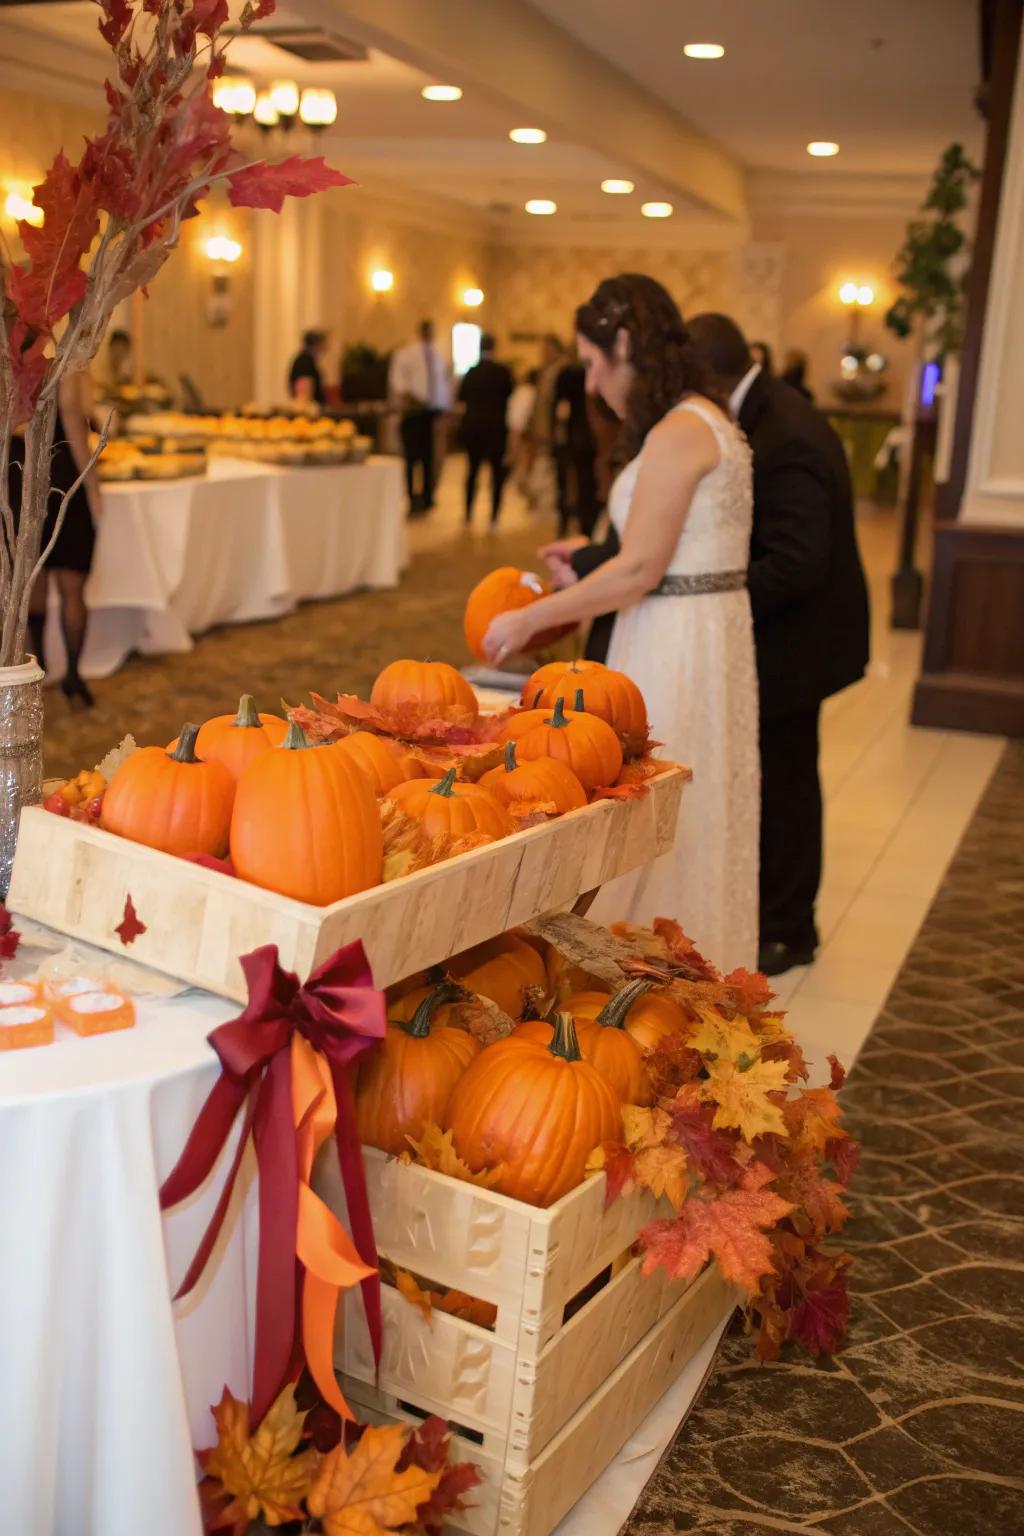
<box><xmin>316</xmin><ymin>1146</ymin><xmax>737</xmax><ymax>1536</ymax></box>
<box><xmin>7</xmin><ymin>766</ymin><xmax>686</xmax><ymax>1001</ymax></box>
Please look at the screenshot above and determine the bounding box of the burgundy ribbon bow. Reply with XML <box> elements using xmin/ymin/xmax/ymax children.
<box><xmin>160</xmin><ymin>941</ymin><xmax>386</xmax><ymax>1424</ymax></box>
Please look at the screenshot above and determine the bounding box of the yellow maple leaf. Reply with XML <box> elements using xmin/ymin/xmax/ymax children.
<box><xmin>405</xmin><ymin>1122</ymin><xmax>507</xmax><ymax>1189</ymax></box>
<box><xmin>751</xmin><ymin>1009</ymin><xmax>792</xmax><ymax>1044</ymax></box>
<box><xmin>199</xmin><ymin>1384</ymin><xmax>317</xmax><ymax>1528</ymax></box>
<box><xmin>620</xmin><ymin>1105</ymin><xmax>689</xmax><ymax>1210</ymax></box>
<box><xmin>685</xmin><ymin>1002</ymin><xmax>760</xmax><ymax>1063</ymax></box>
<box><xmin>307</xmin><ymin>1422</ymin><xmax>441</xmax><ymax>1536</ymax></box>
<box><xmin>701</xmin><ymin>1055</ymin><xmax>789</xmax><ymax>1141</ymax></box>
<box><xmin>394</xmin><ymin>1267</ymin><xmax>433</xmax><ymax>1321</ymax></box>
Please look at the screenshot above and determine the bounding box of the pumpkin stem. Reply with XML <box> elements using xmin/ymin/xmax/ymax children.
<box><xmin>168</xmin><ymin>724</ymin><xmax>201</xmax><ymax>763</ymax></box>
<box><xmin>429</xmin><ymin>767</ymin><xmax>458</xmax><ymax>798</ymax></box>
<box><xmin>280</xmin><ymin>721</ymin><xmax>312</xmax><ymax>751</ymax></box>
<box><xmin>573</xmin><ymin>688</ymin><xmax>585</xmax><ymax>712</ymax></box>
<box><xmin>597</xmin><ymin>977</ymin><xmax>655</xmax><ymax>1030</ymax></box>
<box><xmin>548</xmin><ymin>1009</ymin><xmax>583</xmax><ymax>1062</ymax></box>
<box><xmin>399</xmin><ymin>982</ymin><xmax>464</xmax><ymax>1038</ymax></box>
<box><xmin>503</xmin><ymin>740</ymin><xmax>518</xmax><ymax>773</ymax></box>
<box><xmin>232</xmin><ymin>694</ymin><xmax>262</xmax><ymax>729</ymax></box>
<box><xmin>546</xmin><ymin>696</ymin><xmax>570</xmax><ymax>730</ymax></box>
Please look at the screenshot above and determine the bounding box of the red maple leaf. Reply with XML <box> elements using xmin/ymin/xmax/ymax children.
<box><xmin>227</xmin><ymin>156</ymin><xmax>354</xmax><ymax>213</ymax></box>
<box><xmin>828</xmin><ymin>1053</ymin><xmax>847</xmax><ymax>1091</ymax></box>
<box><xmin>192</xmin><ymin>0</ymin><xmax>230</xmax><ymax>37</ymax></box>
<box><xmin>666</xmin><ymin>1090</ymin><xmax>744</xmax><ymax>1188</ymax></box>
<box><xmin>115</xmin><ymin>894</ymin><xmax>146</xmax><ymax>945</ymax></box>
<box><xmin>652</xmin><ymin>917</ymin><xmax>720</xmax><ymax>980</ymax></box>
<box><xmin>791</xmin><ymin>1267</ymin><xmax>850</xmax><ymax>1355</ymax></box>
<box><xmin>826</xmin><ymin>1135</ymin><xmax>860</xmax><ymax>1186</ymax></box>
<box><xmin>96</xmin><ymin>0</ymin><xmax>133</xmax><ymax>47</ymax></box>
<box><xmin>0</xmin><ymin>903</ymin><xmax>22</xmax><ymax>961</ymax></box>
<box><xmin>183</xmin><ymin>852</ymin><xmax>237</xmax><ymax>878</ymax></box>
<box><xmin>399</xmin><ymin>1416</ymin><xmax>482</xmax><ymax>1534</ymax></box>
<box><xmin>722</xmin><ymin>966</ymin><xmax>776</xmax><ymax>1014</ymax></box>
<box><xmin>597</xmin><ymin>1142</ymin><xmax>635</xmax><ymax>1207</ymax></box>
<box><xmin>7</xmin><ymin>322</ymin><xmax>50</xmax><ymax>421</ymax></box>
<box><xmin>18</xmin><ymin>152</ymin><xmax>100</xmax><ymax>313</ymax></box>
<box><xmin>8</xmin><ymin>263</ymin><xmax>88</xmax><ymax>333</ymax></box>
<box><xmin>639</xmin><ymin>1161</ymin><xmax>794</xmax><ymax>1292</ymax></box>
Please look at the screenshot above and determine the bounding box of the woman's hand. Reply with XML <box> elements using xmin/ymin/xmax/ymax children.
<box><xmin>540</xmin><ymin>535</ymin><xmax>589</xmax><ymax>564</ymax></box>
<box><xmin>482</xmin><ymin>606</ymin><xmax>538</xmax><ymax>665</ymax></box>
<box><xmin>547</xmin><ymin>556</ymin><xmax>578</xmax><ymax>591</ymax></box>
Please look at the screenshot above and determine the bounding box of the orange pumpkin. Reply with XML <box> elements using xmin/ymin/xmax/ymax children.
<box><xmin>355</xmin><ymin>983</ymin><xmax>480</xmax><ymax>1155</ymax></box>
<box><xmin>445</xmin><ymin>1012</ymin><xmax>621</xmax><ymax>1206</ymax></box>
<box><xmin>230</xmin><ymin>723</ymin><xmax>382</xmax><ymax>906</ymax></box>
<box><xmin>389</xmin><ymin>768</ymin><xmax>514</xmax><ymax>840</ymax></box>
<box><xmin>497</xmin><ymin>707</ymin><xmax>554</xmax><ymax>747</ymax></box>
<box><xmin>371</xmin><ymin>660</ymin><xmax>479</xmax><ymax>721</ymax></box>
<box><xmin>480</xmin><ymin>741</ymin><xmax>588</xmax><ymax>814</ymax></box>
<box><xmin>463</xmin><ymin>567</ymin><xmax>573</xmax><ymax>660</ymax></box>
<box><xmin>515</xmin><ymin>696</ymin><xmax>623</xmax><ymax>792</ymax></box>
<box><xmin>171</xmin><ymin>695</ymin><xmax>287</xmax><ymax>782</ymax></box>
<box><xmin>336</xmin><ymin>731</ymin><xmax>426</xmax><ymax>797</ymax></box>
<box><xmin>566</xmin><ymin>980</ymin><xmax>687</xmax><ymax>1055</ymax></box>
<box><xmin>522</xmin><ymin>661</ymin><xmax>648</xmax><ymax>756</ymax></box>
<box><xmin>101</xmin><ymin>723</ymin><xmax>235</xmax><ymax>857</ymax></box>
<box><xmin>511</xmin><ymin>1010</ymin><xmax>649</xmax><ymax>1103</ymax></box>
<box><xmin>448</xmin><ymin>932</ymin><xmax>548</xmax><ymax>1019</ymax></box>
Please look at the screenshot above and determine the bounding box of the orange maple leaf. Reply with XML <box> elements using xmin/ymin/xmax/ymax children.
<box><xmin>306</xmin><ymin>1422</ymin><xmax>441</xmax><ymax>1536</ymax></box>
<box><xmin>639</xmin><ymin>1161</ymin><xmax>794</xmax><ymax>1292</ymax></box>
<box><xmin>198</xmin><ymin>1384</ymin><xmax>317</xmax><ymax>1530</ymax></box>
<box><xmin>621</xmin><ymin>1104</ymin><xmax>690</xmax><ymax>1210</ymax></box>
<box><xmin>394</xmin><ymin>1267</ymin><xmax>433</xmax><ymax>1321</ymax></box>
<box><xmin>700</xmin><ymin>1054</ymin><xmax>789</xmax><ymax>1140</ymax></box>
<box><xmin>403</xmin><ymin>1122</ymin><xmax>506</xmax><ymax>1189</ymax></box>
<box><xmin>784</xmin><ymin>1085</ymin><xmax>846</xmax><ymax>1155</ymax></box>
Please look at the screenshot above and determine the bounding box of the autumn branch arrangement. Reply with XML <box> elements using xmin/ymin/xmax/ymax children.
<box><xmin>0</xmin><ymin>0</ymin><xmax>351</xmax><ymax>667</ymax></box>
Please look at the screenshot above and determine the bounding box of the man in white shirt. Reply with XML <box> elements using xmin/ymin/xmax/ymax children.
<box><xmin>388</xmin><ymin>320</ymin><xmax>453</xmax><ymax>515</ymax></box>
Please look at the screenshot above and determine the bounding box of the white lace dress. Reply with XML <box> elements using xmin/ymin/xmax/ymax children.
<box><xmin>589</xmin><ymin>398</ymin><xmax>759</xmax><ymax>972</ymax></box>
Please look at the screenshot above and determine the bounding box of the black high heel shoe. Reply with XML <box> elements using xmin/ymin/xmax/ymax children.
<box><xmin>61</xmin><ymin>673</ymin><xmax>95</xmax><ymax>711</ymax></box>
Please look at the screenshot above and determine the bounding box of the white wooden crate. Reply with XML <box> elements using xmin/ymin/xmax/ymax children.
<box><xmin>7</xmin><ymin>769</ymin><xmax>685</xmax><ymax>1000</ymax></box>
<box><xmin>314</xmin><ymin>1147</ymin><xmax>740</xmax><ymax>1536</ymax></box>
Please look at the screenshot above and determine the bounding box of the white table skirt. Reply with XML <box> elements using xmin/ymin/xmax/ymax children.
<box><xmin>42</xmin><ymin>457</ymin><xmax>406</xmax><ymax>680</ymax></box>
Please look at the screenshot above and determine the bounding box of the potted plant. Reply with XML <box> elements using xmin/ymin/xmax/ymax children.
<box><xmin>0</xmin><ymin>0</ymin><xmax>351</xmax><ymax>890</ymax></box>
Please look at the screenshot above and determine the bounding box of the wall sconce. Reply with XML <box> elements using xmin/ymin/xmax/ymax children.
<box><xmin>462</xmin><ymin>287</ymin><xmax>484</xmax><ymax>307</ymax></box>
<box><xmin>204</xmin><ymin>235</ymin><xmax>242</xmax><ymax>327</ymax></box>
<box><xmin>212</xmin><ymin>76</ymin><xmax>257</xmax><ymax>118</ymax></box>
<box><xmin>253</xmin><ymin>90</ymin><xmax>279</xmax><ymax>132</ymax></box>
<box><xmin>370</xmin><ymin>269</ymin><xmax>394</xmax><ymax>293</ymax></box>
<box><xmin>270</xmin><ymin>80</ymin><xmax>300</xmax><ymax>128</ymax></box>
<box><xmin>4</xmin><ymin>188</ymin><xmax>44</xmax><ymax>227</ymax></box>
<box><xmin>839</xmin><ymin>282</ymin><xmax>874</xmax><ymax>308</ymax></box>
<box><xmin>299</xmin><ymin>88</ymin><xmax>338</xmax><ymax>131</ymax></box>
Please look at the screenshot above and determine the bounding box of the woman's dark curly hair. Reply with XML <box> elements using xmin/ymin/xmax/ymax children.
<box><xmin>575</xmin><ymin>273</ymin><xmax>715</xmax><ymax>459</ymax></box>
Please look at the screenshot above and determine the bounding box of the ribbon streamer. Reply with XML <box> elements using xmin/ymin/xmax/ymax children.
<box><xmin>160</xmin><ymin>941</ymin><xmax>386</xmax><ymax>1425</ymax></box>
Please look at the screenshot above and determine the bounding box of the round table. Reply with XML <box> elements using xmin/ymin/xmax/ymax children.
<box><xmin>0</xmin><ymin>978</ymin><xmax>256</xmax><ymax>1536</ymax></box>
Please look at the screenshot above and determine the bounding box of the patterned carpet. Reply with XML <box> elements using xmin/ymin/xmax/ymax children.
<box><xmin>623</xmin><ymin>742</ymin><xmax>1024</xmax><ymax>1536</ymax></box>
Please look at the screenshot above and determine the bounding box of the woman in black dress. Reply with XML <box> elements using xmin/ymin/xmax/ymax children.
<box><xmin>9</xmin><ymin>372</ymin><xmax>99</xmax><ymax>708</ymax></box>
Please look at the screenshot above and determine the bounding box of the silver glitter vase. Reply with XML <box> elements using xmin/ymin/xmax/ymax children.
<box><xmin>0</xmin><ymin>657</ymin><xmax>44</xmax><ymax>897</ymax></box>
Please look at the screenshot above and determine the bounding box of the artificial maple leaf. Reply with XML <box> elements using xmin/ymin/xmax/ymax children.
<box><xmin>0</xmin><ymin>903</ymin><xmax>21</xmax><ymax>961</ymax></box>
<box><xmin>404</xmin><ymin>1123</ymin><xmax>505</xmax><ymax>1189</ymax></box>
<box><xmin>198</xmin><ymin>1385</ymin><xmax>317</xmax><ymax>1531</ymax></box>
<box><xmin>828</xmin><ymin>1053</ymin><xmax>847</xmax><ymax>1091</ymax></box>
<box><xmin>722</xmin><ymin>967</ymin><xmax>776</xmax><ymax>1015</ymax></box>
<box><xmin>826</xmin><ymin>1135</ymin><xmax>861</xmax><ymax>1186</ymax></box>
<box><xmin>306</xmin><ymin>1422</ymin><xmax>441</xmax><ymax>1536</ymax></box>
<box><xmin>665</xmin><ymin>1085</ymin><xmax>744</xmax><ymax>1189</ymax></box>
<box><xmin>700</xmin><ymin>1054</ymin><xmax>789</xmax><ymax>1140</ymax></box>
<box><xmin>620</xmin><ymin>1104</ymin><xmax>690</xmax><ymax>1210</ymax></box>
<box><xmin>783</xmin><ymin>1085</ymin><xmax>846</xmax><ymax>1156</ymax></box>
<box><xmin>435</xmin><ymin>1289</ymin><xmax>498</xmax><ymax>1329</ymax></box>
<box><xmin>684</xmin><ymin>1001</ymin><xmax>760</xmax><ymax>1063</ymax></box>
<box><xmin>652</xmin><ymin>917</ymin><xmax>720</xmax><ymax>980</ymax></box>
<box><xmin>639</xmin><ymin>1162</ymin><xmax>794</xmax><ymax>1292</ymax></box>
<box><xmin>394</xmin><ymin>1267</ymin><xmax>433</xmax><ymax>1321</ymax></box>
<box><xmin>779</xmin><ymin>1158</ymin><xmax>852</xmax><ymax>1242</ymax></box>
<box><xmin>228</xmin><ymin>154</ymin><xmax>353</xmax><ymax>212</ymax></box>
<box><xmin>761</xmin><ymin>1035</ymin><xmax>810</xmax><ymax>1084</ymax></box>
<box><xmin>399</xmin><ymin>1416</ymin><xmax>483</xmax><ymax>1535</ymax></box>
<box><xmin>96</xmin><ymin>0</ymin><xmax>132</xmax><ymax>47</ymax></box>
<box><xmin>590</xmin><ymin>781</ymin><xmax>650</xmax><ymax>801</ymax></box>
<box><xmin>790</xmin><ymin>1253</ymin><xmax>852</xmax><ymax>1355</ymax></box>
<box><xmin>586</xmin><ymin>1141</ymin><xmax>635</xmax><ymax>1208</ymax></box>
<box><xmin>645</xmin><ymin>1034</ymin><xmax>704</xmax><ymax>1100</ymax></box>
<box><xmin>114</xmin><ymin>894</ymin><xmax>146</xmax><ymax>945</ymax></box>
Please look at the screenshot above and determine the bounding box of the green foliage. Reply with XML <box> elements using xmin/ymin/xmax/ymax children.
<box><xmin>885</xmin><ymin>143</ymin><xmax>980</xmax><ymax>355</ymax></box>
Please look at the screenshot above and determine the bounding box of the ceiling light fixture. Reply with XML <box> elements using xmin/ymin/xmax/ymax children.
<box><xmin>212</xmin><ymin>76</ymin><xmax>256</xmax><ymax>117</ymax></box>
<box><xmin>299</xmin><ymin>88</ymin><xmax>338</xmax><ymax>130</ymax></box>
<box><xmin>807</xmin><ymin>141</ymin><xmax>840</xmax><ymax>157</ymax></box>
<box><xmin>510</xmin><ymin>127</ymin><xmax>547</xmax><ymax>144</ymax></box>
<box><xmin>601</xmin><ymin>178</ymin><xmax>634</xmax><ymax>194</ymax></box>
<box><xmin>463</xmin><ymin>287</ymin><xmax>484</xmax><ymax>307</ymax></box>
<box><xmin>270</xmin><ymin>79</ymin><xmax>300</xmax><ymax>123</ymax></box>
<box><xmin>422</xmin><ymin>84</ymin><xmax>463</xmax><ymax>101</ymax></box>
<box><xmin>525</xmin><ymin>198</ymin><xmax>557</xmax><ymax>215</ymax></box>
<box><xmin>253</xmin><ymin>90</ymin><xmax>280</xmax><ymax>131</ymax></box>
<box><xmin>683</xmin><ymin>43</ymin><xmax>725</xmax><ymax>59</ymax></box>
<box><xmin>370</xmin><ymin>269</ymin><xmax>394</xmax><ymax>292</ymax></box>
<box><xmin>641</xmin><ymin>200</ymin><xmax>673</xmax><ymax>218</ymax></box>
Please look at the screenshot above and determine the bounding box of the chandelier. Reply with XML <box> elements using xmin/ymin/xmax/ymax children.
<box><xmin>212</xmin><ymin>76</ymin><xmax>338</xmax><ymax>135</ymax></box>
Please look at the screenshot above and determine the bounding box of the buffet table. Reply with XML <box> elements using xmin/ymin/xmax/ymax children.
<box><xmin>43</xmin><ymin>456</ymin><xmax>406</xmax><ymax>680</ymax></box>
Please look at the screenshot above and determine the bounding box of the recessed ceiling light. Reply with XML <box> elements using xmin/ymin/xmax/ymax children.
<box><xmin>807</xmin><ymin>141</ymin><xmax>840</xmax><ymax>157</ymax></box>
<box><xmin>525</xmin><ymin>198</ymin><xmax>557</xmax><ymax>216</ymax></box>
<box><xmin>421</xmin><ymin>84</ymin><xmax>462</xmax><ymax>102</ymax></box>
<box><xmin>683</xmin><ymin>43</ymin><xmax>725</xmax><ymax>60</ymax></box>
<box><xmin>510</xmin><ymin>127</ymin><xmax>547</xmax><ymax>144</ymax></box>
<box><xmin>601</xmin><ymin>178</ymin><xmax>635</xmax><ymax>195</ymax></box>
<box><xmin>641</xmin><ymin>201</ymin><xmax>673</xmax><ymax>218</ymax></box>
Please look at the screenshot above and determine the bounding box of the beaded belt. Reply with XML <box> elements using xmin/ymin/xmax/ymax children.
<box><xmin>651</xmin><ymin>569</ymin><xmax>747</xmax><ymax>597</ymax></box>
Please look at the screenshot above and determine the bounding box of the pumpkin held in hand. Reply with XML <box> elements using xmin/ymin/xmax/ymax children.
<box><xmin>445</xmin><ymin>1011</ymin><xmax>620</xmax><ymax>1206</ymax></box>
<box><xmin>480</xmin><ymin>741</ymin><xmax>588</xmax><ymax>815</ymax></box>
<box><xmin>355</xmin><ymin>983</ymin><xmax>480</xmax><ymax>1155</ymax></box>
<box><xmin>566</xmin><ymin>979</ymin><xmax>687</xmax><ymax>1055</ymax></box>
<box><xmin>230</xmin><ymin>723</ymin><xmax>382</xmax><ymax>905</ymax></box>
<box><xmin>463</xmin><ymin>567</ymin><xmax>574</xmax><ymax>661</ymax></box>
<box><xmin>522</xmin><ymin>660</ymin><xmax>649</xmax><ymax>756</ymax></box>
<box><xmin>101</xmin><ymin>723</ymin><xmax>235</xmax><ymax>857</ymax></box>
<box><xmin>448</xmin><ymin>931</ymin><xmax>548</xmax><ymax>1019</ymax></box>
<box><xmin>336</xmin><ymin>731</ymin><xmax>426</xmax><ymax>797</ymax></box>
<box><xmin>169</xmin><ymin>695</ymin><xmax>287</xmax><ymax>782</ymax></box>
<box><xmin>371</xmin><ymin>659</ymin><xmax>479</xmax><ymax>721</ymax></box>
<box><xmin>389</xmin><ymin>768</ymin><xmax>514</xmax><ymax>840</ymax></box>
<box><xmin>515</xmin><ymin>694</ymin><xmax>623</xmax><ymax>792</ymax></box>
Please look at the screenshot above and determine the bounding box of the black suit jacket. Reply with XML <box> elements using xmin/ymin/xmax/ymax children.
<box><xmin>572</xmin><ymin>376</ymin><xmax>870</xmax><ymax>717</ymax></box>
<box><xmin>459</xmin><ymin>357</ymin><xmax>513</xmax><ymax>454</ymax></box>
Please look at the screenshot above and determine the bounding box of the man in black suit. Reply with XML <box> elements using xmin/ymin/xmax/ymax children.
<box><xmin>548</xmin><ymin>314</ymin><xmax>869</xmax><ymax>975</ymax></box>
<box><xmin>458</xmin><ymin>334</ymin><xmax>514</xmax><ymax>526</ymax></box>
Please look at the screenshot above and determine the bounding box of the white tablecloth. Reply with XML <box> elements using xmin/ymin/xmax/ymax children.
<box><xmin>43</xmin><ymin>456</ymin><xmax>406</xmax><ymax>680</ymax></box>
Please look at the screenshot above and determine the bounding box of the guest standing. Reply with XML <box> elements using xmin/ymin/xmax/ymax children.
<box><xmin>482</xmin><ymin>275</ymin><xmax>758</xmax><ymax>971</ymax></box>
<box><xmin>780</xmin><ymin>347</ymin><xmax>814</xmax><ymax>402</ymax></box>
<box><xmin>506</xmin><ymin>368</ymin><xmax>539</xmax><ymax>505</ymax></box>
<box><xmin>389</xmin><ymin>320</ymin><xmax>453</xmax><ymax>516</ymax></box>
<box><xmin>288</xmin><ymin>330</ymin><xmax>328</xmax><ymax>406</ymax></box>
<box><xmin>458</xmin><ymin>334</ymin><xmax>514</xmax><ymax>526</ymax></box>
<box><xmin>749</xmin><ymin>340</ymin><xmax>774</xmax><ymax>375</ymax></box>
<box><xmin>552</xmin><ymin>358</ymin><xmax>600</xmax><ymax>537</ymax></box>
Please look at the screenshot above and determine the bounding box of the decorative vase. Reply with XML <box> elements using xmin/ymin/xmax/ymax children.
<box><xmin>0</xmin><ymin>657</ymin><xmax>44</xmax><ymax>896</ymax></box>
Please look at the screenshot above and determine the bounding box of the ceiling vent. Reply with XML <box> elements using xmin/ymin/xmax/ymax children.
<box><xmin>228</xmin><ymin>28</ymin><xmax>369</xmax><ymax>64</ymax></box>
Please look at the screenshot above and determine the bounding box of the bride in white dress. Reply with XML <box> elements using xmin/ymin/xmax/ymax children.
<box><xmin>482</xmin><ymin>274</ymin><xmax>758</xmax><ymax>970</ymax></box>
